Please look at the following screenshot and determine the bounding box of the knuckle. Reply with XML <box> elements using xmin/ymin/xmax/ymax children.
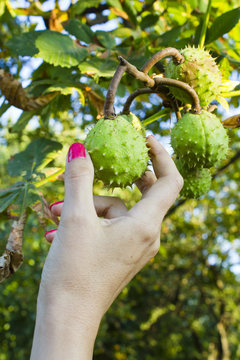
<box><xmin>62</xmin><ymin>211</ymin><xmax>91</xmax><ymax>228</ymax></box>
<box><xmin>149</xmin><ymin>239</ymin><xmax>160</xmax><ymax>258</ymax></box>
<box><xmin>139</xmin><ymin>223</ymin><xmax>160</xmax><ymax>244</ymax></box>
<box><xmin>68</xmin><ymin>162</ymin><xmax>93</xmax><ymax>181</ymax></box>
<box><xmin>175</xmin><ymin>173</ymin><xmax>184</xmax><ymax>191</ymax></box>
<box><xmin>169</xmin><ymin>172</ymin><xmax>184</xmax><ymax>193</ymax></box>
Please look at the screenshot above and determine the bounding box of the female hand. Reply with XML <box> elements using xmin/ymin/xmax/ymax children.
<box><xmin>31</xmin><ymin>135</ymin><xmax>183</xmax><ymax>360</ymax></box>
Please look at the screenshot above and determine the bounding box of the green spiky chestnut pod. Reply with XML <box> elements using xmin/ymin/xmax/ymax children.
<box><xmin>165</xmin><ymin>46</ymin><xmax>221</xmax><ymax>108</ymax></box>
<box><xmin>175</xmin><ymin>158</ymin><xmax>211</xmax><ymax>198</ymax></box>
<box><xmin>84</xmin><ymin>115</ymin><xmax>149</xmax><ymax>188</ymax></box>
<box><xmin>171</xmin><ymin>110</ymin><xmax>228</xmax><ymax>169</ymax></box>
<box><xmin>120</xmin><ymin>112</ymin><xmax>145</xmax><ymax>135</ymax></box>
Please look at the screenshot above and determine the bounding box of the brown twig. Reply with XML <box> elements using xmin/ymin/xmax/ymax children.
<box><xmin>0</xmin><ymin>211</ymin><xmax>27</xmax><ymax>283</ymax></box>
<box><xmin>32</xmin><ymin>194</ymin><xmax>59</xmax><ymax>229</ymax></box>
<box><xmin>104</xmin><ymin>63</ymin><xmax>127</xmax><ymax>119</ymax></box>
<box><xmin>207</xmin><ymin>104</ymin><xmax>217</xmax><ymax>113</ymax></box>
<box><xmin>118</xmin><ymin>56</ymin><xmax>155</xmax><ymax>87</ymax></box>
<box><xmin>141</xmin><ymin>47</ymin><xmax>184</xmax><ymax>74</ymax></box>
<box><xmin>104</xmin><ymin>54</ymin><xmax>201</xmax><ymax>120</ymax></box>
<box><xmin>0</xmin><ymin>70</ymin><xmax>58</xmax><ymax>111</ymax></box>
<box><xmin>153</xmin><ymin>77</ymin><xmax>201</xmax><ymax>114</ymax></box>
<box><xmin>122</xmin><ymin>87</ymin><xmax>181</xmax><ymax>120</ymax></box>
<box><xmin>117</xmin><ymin>57</ymin><xmax>200</xmax><ymax>113</ymax></box>
<box><xmin>122</xmin><ymin>88</ymin><xmax>163</xmax><ymax>114</ymax></box>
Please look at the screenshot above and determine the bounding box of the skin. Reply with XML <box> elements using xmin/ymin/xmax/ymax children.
<box><xmin>30</xmin><ymin>135</ymin><xmax>183</xmax><ymax>360</ymax></box>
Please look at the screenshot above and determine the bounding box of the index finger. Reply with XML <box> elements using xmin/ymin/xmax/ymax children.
<box><xmin>129</xmin><ymin>135</ymin><xmax>183</xmax><ymax>224</ymax></box>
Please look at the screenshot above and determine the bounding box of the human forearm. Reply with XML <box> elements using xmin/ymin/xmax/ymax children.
<box><xmin>30</xmin><ymin>291</ymin><xmax>102</xmax><ymax>360</ymax></box>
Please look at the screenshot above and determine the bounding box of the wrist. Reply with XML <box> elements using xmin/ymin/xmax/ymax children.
<box><xmin>31</xmin><ymin>289</ymin><xmax>103</xmax><ymax>360</ymax></box>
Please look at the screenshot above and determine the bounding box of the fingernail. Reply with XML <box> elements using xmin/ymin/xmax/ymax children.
<box><xmin>44</xmin><ymin>229</ymin><xmax>57</xmax><ymax>240</ymax></box>
<box><xmin>147</xmin><ymin>134</ymin><xmax>155</xmax><ymax>140</ymax></box>
<box><xmin>50</xmin><ymin>200</ymin><xmax>64</xmax><ymax>211</ymax></box>
<box><xmin>68</xmin><ymin>143</ymin><xmax>86</xmax><ymax>162</ymax></box>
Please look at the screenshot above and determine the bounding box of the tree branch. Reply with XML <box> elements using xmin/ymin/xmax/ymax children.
<box><xmin>122</xmin><ymin>87</ymin><xmax>181</xmax><ymax>120</ymax></box>
<box><xmin>104</xmin><ymin>63</ymin><xmax>127</xmax><ymax>119</ymax></box>
<box><xmin>122</xmin><ymin>88</ymin><xmax>165</xmax><ymax>114</ymax></box>
<box><xmin>118</xmin><ymin>56</ymin><xmax>201</xmax><ymax>113</ymax></box>
<box><xmin>153</xmin><ymin>77</ymin><xmax>201</xmax><ymax>113</ymax></box>
<box><xmin>0</xmin><ymin>70</ymin><xmax>58</xmax><ymax>111</ymax></box>
<box><xmin>0</xmin><ymin>211</ymin><xmax>27</xmax><ymax>283</ymax></box>
<box><xmin>141</xmin><ymin>47</ymin><xmax>184</xmax><ymax>74</ymax></box>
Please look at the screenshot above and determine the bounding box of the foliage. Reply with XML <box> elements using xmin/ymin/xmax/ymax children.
<box><xmin>0</xmin><ymin>0</ymin><xmax>240</xmax><ymax>359</ymax></box>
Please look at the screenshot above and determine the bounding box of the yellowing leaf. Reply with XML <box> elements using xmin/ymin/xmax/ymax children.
<box><xmin>216</xmin><ymin>95</ymin><xmax>229</xmax><ymax>112</ymax></box>
<box><xmin>220</xmin><ymin>79</ymin><xmax>239</xmax><ymax>93</ymax></box>
<box><xmin>49</xmin><ymin>9</ymin><xmax>68</xmax><ymax>32</ymax></box>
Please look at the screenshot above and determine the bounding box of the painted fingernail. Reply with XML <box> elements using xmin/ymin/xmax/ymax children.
<box><xmin>68</xmin><ymin>143</ymin><xmax>86</xmax><ymax>162</ymax></box>
<box><xmin>44</xmin><ymin>229</ymin><xmax>57</xmax><ymax>241</ymax></box>
<box><xmin>50</xmin><ymin>200</ymin><xmax>64</xmax><ymax>211</ymax></box>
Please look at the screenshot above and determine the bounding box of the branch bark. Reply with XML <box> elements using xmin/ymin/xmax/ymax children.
<box><xmin>118</xmin><ymin>56</ymin><xmax>201</xmax><ymax>113</ymax></box>
<box><xmin>141</xmin><ymin>47</ymin><xmax>184</xmax><ymax>74</ymax></box>
<box><xmin>104</xmin><ymin>62</ymin><xmax>127</xmax><ymax>119</ymax></box>
<box><xmin>0</xmin><ymin>70</ymin><xmax>58</xmax><ymax>111</ymax></box>
<box><xmin>122</xmin><ymin>88</ymin><xmax>165</xmax><ymax>114</ymax></box>
<box><xmin>153</xmin><ymin>77</ymin><xmax>201</xmax><ymax>113</ymax></box>
<box><xmin>0</xmin><ymin>211</ymin><xmax>27</xmax><ymax>283</ymax></box>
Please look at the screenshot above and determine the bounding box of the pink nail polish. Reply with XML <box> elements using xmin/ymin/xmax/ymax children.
<box><xmin>50</xmin><ymin>200</ymin><xmax>64</xmax><ymax>211</ymax></box>
<box><xmin>44</xmin><ymin>229</ymin><xmax>57</xmax><ymax>239</ymax></box>
<box><xmin>68</xmin><ymin>143</ymin><xmax>86</xmax><ymax>162</ymax></box>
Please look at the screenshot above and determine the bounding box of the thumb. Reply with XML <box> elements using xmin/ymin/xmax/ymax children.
<box><xmin>63</xmin><ymin>142</ymin><xmax>96</xmax><ymax>217</ymax></box>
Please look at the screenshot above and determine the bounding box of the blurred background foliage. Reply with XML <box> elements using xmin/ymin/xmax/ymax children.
<box><xmin>0</xmin><ymin>0</ymin><xmax>240</xmax><ymax>359</ymax></box>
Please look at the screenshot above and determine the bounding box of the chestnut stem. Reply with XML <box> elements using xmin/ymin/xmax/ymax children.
<box><xmin>207</xmin><ymin>104</ymin><xmax>217</xmax><ymax>113</ymax></box>
<box><xmin>118</xmin><ymin>56</ymin><xmax>155</xmax><ymax>87</ymax></box>
<box><xmin>122</xmin><ymin>86</ymin><xmax>181</xmax><ymax>120</ymax></box>
<box><xmin>104</xmin><ymin>62</ymin><xmax>127</xmax><ymax>119</ymax></box>
<box><xmin>153</xmin><ymin>77</ymin><xmax>201</xmax><ymax>114</ymax></box>
<box><xmin>141</xmin><ymin>47</ymin><xmax>184</xmax><ymax>74</ymax></box>
<box><xmin>122</xmin><ymin>88</ymin><xmax>161</xmax><ymax>114</ymax></box>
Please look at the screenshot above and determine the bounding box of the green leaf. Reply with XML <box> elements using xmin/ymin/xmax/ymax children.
<box><xmin>142</xmin><ymin>108</ymin><xmax>170</xmax><ymax>126</ymax></box>
<box><xmin>206</xmin><ymin>7</ymin><xmax>240</xmax><ymax>44</ymax></box>
<box><xmin>107</xmin><ymin>0</ymin><xmax>123</xmax><ymax>9</ymax></box>
<box><xmin>0</xmin><ymin>189</ymin><xmax>21</xmax><ymax>213</ymax></box>
<box><xmin>7</xmin><ymin>31</ymin><xmax>41</xmax><ymax>57</ymax></box>
<box><xmin>71</xmin><ymin>0</ymin><xmax>102</xmax><ymax>16</ymax></box>
<box><xmin>0</xmin><ymin>101</ymin><xmax>11</xmax><ymax>117</ymax></box>
<box><xmin>140</xmin><ymin>14</ymin><xmax>159</xmax><ymax>29</ymax></box>
<box><xmin>11</xmin><ymin>110</ymin><xmax>36</xmax><ymax>133</ymax></box>
<box><xmin>0</xmin><ymin>0</ymin><xmax>6</xmax><ymax>17</ymax></box>
<box><xmin>14</xmin><ymin>184</ymin><xmax>40</xmax><ymax>213</ymax></box>
<box><xmin>35</xmin><ymin>31</ymin><xmax>88</xmax><ymax>68</ymax></box>
<box><xmin>7</xmin><ymin>138</ymin><xmax>62</xmax><ymax>179</ymax></box>
<box><xmin>96</xmin><ymin>30</ymin><xmax>116</xmax><ymax>49</ymax></box>
<box><xmin>64</xmin><ymin>19</ymin><xmax>94</xmax><ymax>44</ymax></box>
<box><xmin>79</xmin><ymin>58</ymin><xmax>118</xmax><ymax>78</ymax></box>
<box><xmin>112</xmin><ymin>27</ymin><xmax>133</xmax><ymax>38</ymax></box>
<box><xmin>44</xmin><ymin>84</ymin><xmax>84</xmax><ymax>103</ymax></box>
<box><xmin>122</xmin><ymin>0</ymin><xmax>138</xmax><ymax>27</ymax></box>
<box><xmin>157</xmin><ymin>26</ymin><xmax>182</xmax><ymax>46</ymax></box>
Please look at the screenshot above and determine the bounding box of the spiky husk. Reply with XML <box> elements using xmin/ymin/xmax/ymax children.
<box><xmin>165</xmin><ymin>46</ymin><xmax>221</xmax><ymax>108</ymax></box>
<box><xmin>171</xmin><ymin>110</ymin><xmax>228</xmax><ymax>169</ymax></box>
<box><xmin>84</xmin><ymin>115</ymin><xmax>149</xmax><ymax>188</ymax></box>
<box><xmin>175</xmin><ymin>159</ymin><xmax>211</xmax><ymax>198</ymax></box>
<box><xmin>120</xmin><ymin>112</ymin><xmax>145</xmax><ymax>135</ymax></box>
